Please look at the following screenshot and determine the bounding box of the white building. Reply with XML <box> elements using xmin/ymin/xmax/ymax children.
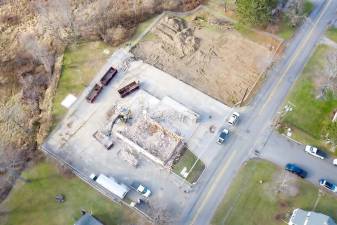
<box><xmin>289</xmin><ymin>209</ymin><xmax>337</xmax><ymax>225</ymax></box>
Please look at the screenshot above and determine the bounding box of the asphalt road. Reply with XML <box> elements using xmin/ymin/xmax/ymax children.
<box><xmin>179</xmin><ymin>1</ymin><xmax>337</xmax><ymax>224</ymax></box>
<box><xmin>262</xmin><ymin>132</ymin><xmax>337</xmax><ymax>186</ymax></box>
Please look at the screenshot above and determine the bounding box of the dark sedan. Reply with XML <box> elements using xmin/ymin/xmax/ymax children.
<box><xmin>285</xmin><ymin>163</ymin><xmax>307</xmax><ymax>178</ymax></box>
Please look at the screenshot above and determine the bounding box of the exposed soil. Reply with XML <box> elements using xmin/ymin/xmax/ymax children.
<box><xmin>132</xmin><ymin>15</ymin><xmax>276</xmax><ymax>105</ymax></box>
<box><xmin>263</xmin><ymin>171</ymin><xmax>300</xmax><ymax>202</ymax></box>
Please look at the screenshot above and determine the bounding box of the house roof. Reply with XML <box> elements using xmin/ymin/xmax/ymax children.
<box><xmin>289</xmin><ymin>209</ymin><xmax>337</xmax><ymax>225</ymax></box>
<box><xmin>74</xmin><ymin>213</ymin><xmax>103</xmax><ymax>225</ymax></box>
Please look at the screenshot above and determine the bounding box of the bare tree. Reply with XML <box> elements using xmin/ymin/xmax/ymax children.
<box><xmin>95</xmin><ymin>0</ymin><xmax>117</xmax><ymax>37</ymax></box>
<box><xmin>33</xmin><ymin>0</ymin><xmax>73</xmax><ymax>40</ymax></box>
<box><xmin>19</xmin><ymin>33</ymin><xmax>54</xmax><ymax>73</ymax></box>
<box><xmin>284</xmin><ymin>0</ymin><xmax>305</xmax><ymax>26</ymax></box>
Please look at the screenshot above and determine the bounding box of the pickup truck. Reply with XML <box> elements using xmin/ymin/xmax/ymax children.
<box><xmin>319</xmin><ymin>179</ymin><xmax>337</xmax><ymax>193</ymax></box>
<box><xmin>217</xmin><ymin>128</ymin><xmax>229</xmax><ymax>144</ymax></box>
<box><xmin>131</xmin><ymin>182</ymin><xmax>151</xmax><ymax>197</ymax></box>
<box><xmin>304</xmin><ymin>145</ymin><xmax>326</xmax><ymax>160</ymax></box>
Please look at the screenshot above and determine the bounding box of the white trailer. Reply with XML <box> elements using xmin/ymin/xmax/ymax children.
<box><xmin>90</xmin><ymin>174</ymin><xmax>129</xmax><ymax>199</ymax></box>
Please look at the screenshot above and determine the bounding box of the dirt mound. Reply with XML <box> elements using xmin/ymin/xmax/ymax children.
<box><xmin>154</xmin><ymin>16</ymin><xmax>199</xmax><ymax>57</ymax></box>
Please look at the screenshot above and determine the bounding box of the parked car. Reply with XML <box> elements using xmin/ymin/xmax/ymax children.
<box><xmin>131</xmin><ymin>182</ymin><xmax>151</xmax><ymax>197</ymax></box>
<box><xmin>285</xmin><ymin>163</ymin><xmax>307</xmax><ymax>178</ymax></box>
<box><xmin>319</xmin><ymin>179</ymin><xmax>337</xmax><ymax>192</ymax></box>
<box><xmin>228</xmin><ymin>112</ymin><xmax>240</xmax><ymax>125</ymax></box>
<box><xmin>217</xmin><ymin>128</ymin><xmax>229</xmax><ymax>144</ymax></box>
<box><xmin>333</xmin><ymin>159</ymin><xmax>337</xmax><ymax>166</ymax></box>
<box><xmin>304</xmin><ymin>145</ymin><xmax>326</xmax><ymax>160</ymax></box>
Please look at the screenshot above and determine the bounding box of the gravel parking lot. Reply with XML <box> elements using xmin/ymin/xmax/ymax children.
<box><xmin>43</xmin><ymin>48</ymin><xmax>232</xmax><ymax>220</ymax></box>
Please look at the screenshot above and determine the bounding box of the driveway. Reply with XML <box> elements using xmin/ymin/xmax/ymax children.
<box><xmin>262</xmin><ymin>132</ymin><xmax>337</xmax><ymax>188</ymax></box>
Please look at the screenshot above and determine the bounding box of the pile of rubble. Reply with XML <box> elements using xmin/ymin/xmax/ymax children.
<box><xmin>153</xmin><ymin>16</ymin><xmax>199</xmax><ymax>58</ymax></box>
<box><xmin>118</xmin><ymin>115</ymin><xmax>184</xmax><ymax>166</ymax></box>
<box><xmin>118</xmin><ymin>147</ymin><xmax>139</xmax><ymax>168</ymax></box>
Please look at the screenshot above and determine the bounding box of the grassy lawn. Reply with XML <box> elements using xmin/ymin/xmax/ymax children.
<box><xmin>277</xmin><ymin>16</ymin><xmax>296</xmax><ymax>40</ymax></box>
<box><xmin>52</xmin><ymin>41</ymin><xmax>116</xmax><ymax>125</ymax></box>
<box><xmin>326</xmin><ymin>27</ymin><xmax>337</xmax><ymax>43</ymax></box>
<box><xmin>172</xmin><ymin>149</ymin><xmax>205</xmax><ymax>184</ymax></box>
<box><xmin>280</xmin><ymin>45</ymin><xmax>337</xmax><ymax>154</ymax></box>
<box><xmin>129</xmin><ymin>16</ymin><xmax>159</xmax><ymax>44</ymax></box>
<box><xmin>0</xmin><ymin>161</ymin><xmax>146</xmax><ymax>225</ymax></box>
<box><xmin>304</xmin><ymin>1</ymin><xmax>315</xmax><ymax>16</ymax></box>
<box><xmin>212</xmin><ymin>160</ymin><xmax>337</xmax><ymax>225</ymax></box>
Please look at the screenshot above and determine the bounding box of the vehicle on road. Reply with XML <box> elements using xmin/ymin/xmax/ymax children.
<box><xmin>228</xmin><ymin>112</ymin><xmax>240</xmax><ymax>125</ymax></box>
<box><xmin>333</xmin><ymin>159</ymin><xmax>337</xmax><ymax>166</ymax></box>
<box><xmin>90</xmin><ymin>173</ymin><xmax>130</xmax><ymax>199</ymax></box>
<box><xmin>304</xmin><ymin>145</ymin><xmax>326</xmax><ymax>159</ymax></box>
<box><xmin>319</xmin><ymin>179</ymin><xmax>337</xmax><ymax>192</ymax></box>
<box><xmin>217</xmin><ymin>128</ymin><xmax>229</xmax><ymax>144</ymax></box>
<box><xmin>285</xmin><ymin>163</ymin><xmax>307</xmax><ymax>178</ymax></box>
<box><xmin>131</xmin><ymin>182</ymin><xmax>151</xmax><ymax>197</ymax></box>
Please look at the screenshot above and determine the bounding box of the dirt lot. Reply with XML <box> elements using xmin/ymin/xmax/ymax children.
<box><xmin>132</xmin><ymin>13</ymin><xmax>279</xmax><ymax>105</ymax></box>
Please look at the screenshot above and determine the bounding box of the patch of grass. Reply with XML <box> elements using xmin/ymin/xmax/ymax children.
<box><xmin>0</xmin><ymin>161</ymin><xmax>146</xmax><ymax>225</ymax></box>
<box><xmin>52</xmin><ymin>41</ymin><xmax>115</xmax><ymax>125</ymax></box>
<box><xmin>212</xmin><ymin>160</ymin><xmax>337</xmax><ymax>225</ymax></box>
<box><xmin>129</xmin><ymin>16</ymin><xmax>159</xmax><ymax>44</ymax></box>
<box><xmin>173</xmin><ymin>149</ymin><xmax>205</xmax><ymax>184</ymax></box>
<box><xmin>326</xmin><ymin>27</ymin><xmax>337</xmax><ymax>43</ymax></box>
<box><xmin>277</xmin><ymin>16</ymin><xmax>296</xmax><ymax>40</ymax></box>
<box><xmin>280</xmin><ymin>45</ymin><xmax>337</xmax><ymax>154</ymax></box>
<box><xmin>304</xmin><ymin>1</ymin><xmax>314</xmax><ymax>16</ymax></box>
<box><xmin>235</xmin><ymin>23</ymin><xmax>282</xmax><ymax>49</ymax></box>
